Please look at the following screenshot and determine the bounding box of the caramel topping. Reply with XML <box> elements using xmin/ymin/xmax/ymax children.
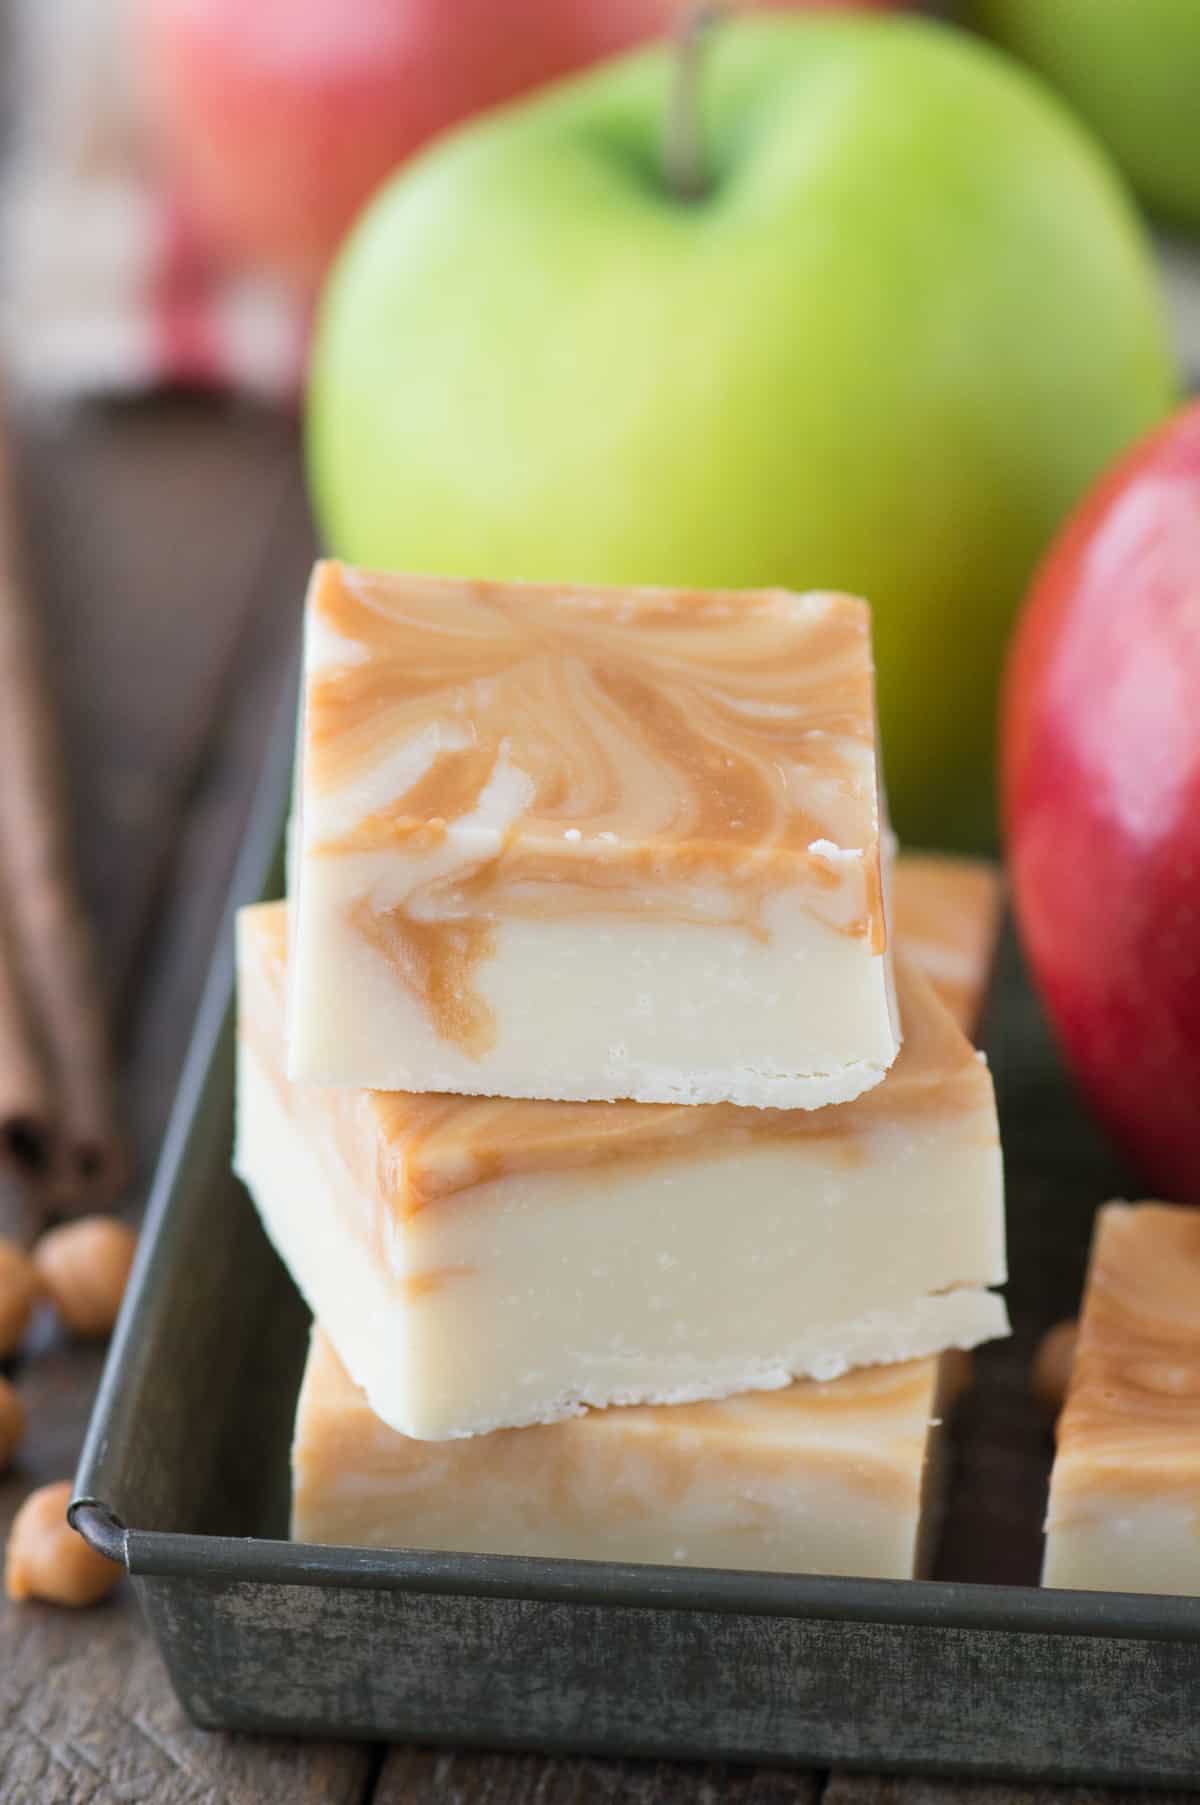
<box><xmin>307</xmin><ymin>564</ymin><xmax>877</xmax><ymax>852</ymax></box>
<box><xmin>383</xmin><ymin>744</ymin><xmax>500</xmax><ymax>828</ymax></box>
<box><xmin>239</xmin><ymin>902</ymin><xmax>991</xmax><ymax>1218</ymax></box>
<box><xmin>1052</xmin><ymin>1204</ymin><xmax>1200</xmax><ymax>1504</ymax></box>
<box><xmin>302</xmin><ymin>563</ymin><xmax>886</xmax><ymax>1052</ymax></box>
<box><xmin>351</xmin><ymin>901</ymin><xmax>497</xmax><ymax>1060</ymax></box>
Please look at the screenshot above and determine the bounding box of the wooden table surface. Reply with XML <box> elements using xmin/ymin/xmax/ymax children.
<box><xmin>0</xmin><ymin>396</ymin><xmax>1194</xmax><ymax>1805</ymax></box>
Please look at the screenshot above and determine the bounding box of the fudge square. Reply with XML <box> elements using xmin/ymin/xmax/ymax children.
<box><xmin>1043</xmin><ymin>1203</ymin><xmax>1200</xmax><ymax>1597</ymax></box>
<box><xmin>292</xmin><ymin>1326</ymin><xmax>966</xmax><ymax>1579</ymax></box>
<box><xmin>238</xmin><ymin>902</ymin><xmax>1006</xmax><ymax>1440</ymax></box>
<box><xmin>289</xmin><ymin>562</ymin><xmax>899</xmax><ymax>1108</ymax></box>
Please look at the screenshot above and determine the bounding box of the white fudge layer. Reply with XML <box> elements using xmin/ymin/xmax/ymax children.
<box><xmin>292</xmin><ymin>1327</ymin><xmax>965</xmax><ymax>1579</ymax></box>
<box><xmin>288</xmin><ymin>563</ymin><xmax>899</xmax><ymax>1108</ymax></box>
<box><xmin>239</xmin><ymin>906</ymin><xmax>1007</xmax><ymax>1440</ymax></box>
<box><xmin>291</xmin><ymin>848</ymin><xmax>898</xmax><ymax>1107</ymax></box>
<box><xmin>1044</xmin><ymin>1500</ymin><xmax>1200</xmax><ymax>1596</ymax></box>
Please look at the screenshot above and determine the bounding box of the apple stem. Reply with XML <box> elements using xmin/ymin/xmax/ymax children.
<box><xmin>664</xmin><ymin>4</ymin><xmax>724</xmax><ymax>202</ymax></box>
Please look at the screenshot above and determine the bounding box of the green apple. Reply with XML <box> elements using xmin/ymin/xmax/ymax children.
<box><xmin>972</xmin><ymin>0</ymin><xmax>1200</xmax><ymax>232</ymax></box>
<box><xmin>307</xmin><ymin>14</ymin><xmax>1175</xmax><ymax>848</ymax></box>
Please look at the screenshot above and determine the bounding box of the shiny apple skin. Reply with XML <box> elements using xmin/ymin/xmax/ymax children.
<box><xmin>1003</xmin><ymin>402</ymin><xmax>1200</xmax><ymax>1199</ymax></box>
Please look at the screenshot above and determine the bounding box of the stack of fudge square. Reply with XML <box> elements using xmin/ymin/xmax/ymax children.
<box><xmin>235</xmin><ymin>563</ymin><xmax>1009</xmax><ymax>1582</ymax></box>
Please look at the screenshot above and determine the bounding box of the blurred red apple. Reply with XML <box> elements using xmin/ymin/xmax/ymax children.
<box><xmin>1003</xmin><ymin>402</ymin><xmax>1200</xmax><ymax>1199</ymax></box>
<box><xmin>134</xmin><ymin>0</ymin><xmax>905</xmax><ymax>285</ymax></box>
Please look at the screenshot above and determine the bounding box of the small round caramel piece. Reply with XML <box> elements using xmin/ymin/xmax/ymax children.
<box><xmin>0</xmin><ymin>1376</ymin><xmax>24</xmax><ymax>1471</ymax></box>
<box><xmin>5</xmin><ymin>1480</ymin><xmax>123</xmax><ymax>1606</ymax></box>
<box><xmin>1033</xmin><ymin>1318</ymin><xmax>1079</xmax><ymax>1414</ymax></box>
<box><xmin>0</xmin><ymin>1237</ymin><xmax>41</xmax><ymax>1356</ymax></box>
<box><xmin>33</xmin><ymin>1216</ymin><xmax>137</xmax><ymax>1338</ymax></box>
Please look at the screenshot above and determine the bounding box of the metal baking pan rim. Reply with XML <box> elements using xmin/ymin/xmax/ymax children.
<box><xmin>68</xmin><ymin>1496</ymin><xmax>1200</xmax><ymax>1646</ymax></box>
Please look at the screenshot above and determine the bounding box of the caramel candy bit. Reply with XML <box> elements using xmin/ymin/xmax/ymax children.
<box><xmin>33</xmin><ymin>1215</ymin><xmax>137</xmax><ymax>1338</ymax></box>
<box><xmin>5</xmin><ymin>1481</ymin><xmax>122</xmax><ymax>1607</ymax></box>
<box><xmin>0</xmin><ymin>1237</ymin><xmax>41</xmax><ymax>1357</ymax></box>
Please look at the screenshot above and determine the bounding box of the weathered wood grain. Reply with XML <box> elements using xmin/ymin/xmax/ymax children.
<box><xmin>375</xmin><ymin>1747</ymin><xmax>822</xmax><ymax>1804</ymax></box>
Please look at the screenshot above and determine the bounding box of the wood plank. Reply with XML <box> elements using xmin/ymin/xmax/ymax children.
<box><xmin>0</xmin><ymin>1591</ymin><xmax>367</xmax><ymax>1805</ymax></box>
<box><xmin>375</xmin><ymin>1747</ymin><xmax>822</xmax><ymax>1804</ymax></box>
<box><xmin>0</xmin><ymin>1351</ymin><xmax>368</xmax><ymax>1805</ymax></box>
<box><xmin>0</xmin><ymin>397</ymin><xmax>372</xmax><ymax>1802</ymax></box>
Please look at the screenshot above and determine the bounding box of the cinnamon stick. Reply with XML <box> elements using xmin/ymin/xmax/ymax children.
<box><xmin>0</xmin><ymin>894</ymin><xmax>55</xmax><ymax>1192</ymax></box>
<box><xmin>0</xmin><ymin>389</ymin><xmax>127</xmax><ymax>1213</ymax></box>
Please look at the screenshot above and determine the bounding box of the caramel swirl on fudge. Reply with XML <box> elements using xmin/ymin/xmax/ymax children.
<box><xmin>291</xmin><ymin>1328</ymin><xmax>967</xmax><ymax>1578</ymax></box>
<box><xmin>301</xmin><ymin>563</ymin><xmax>886</xmax><ymax>1064</ymax></box>
<box><xmin>307</xmin><ymin>563</ymin><xmax>878</xmax><ymax>855</ymax></box>
<box><xmin>1052</xmin><ymin>1205</ymin><xmax>1200</xmax><ymax>1503</ymax></box>
<box><xmin>238</xmin><ymin>901</ymin><xmax>1004</xmax><ymax>1438</ymax></box>
<box><xmin>247</xmin><ymin>902</ymin><xmax>987</xmax><ymax>1216</ymax></box>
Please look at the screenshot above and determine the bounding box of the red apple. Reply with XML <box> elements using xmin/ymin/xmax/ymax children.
<box><xmin>1003</xmin><ymin>402</ymin><xmax>1200</xmax><ymax>1199</ymax></box>
<box><xmin>134</xmin><ymin>0</ymin><xmax>905</xmax><ymax>286</ymax></box>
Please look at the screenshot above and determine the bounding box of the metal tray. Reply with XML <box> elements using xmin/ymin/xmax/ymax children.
<box><xmin>71</xmin><ymin>684</ymin><xmax>1200</xmax><ymax>1785</ymax></box>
